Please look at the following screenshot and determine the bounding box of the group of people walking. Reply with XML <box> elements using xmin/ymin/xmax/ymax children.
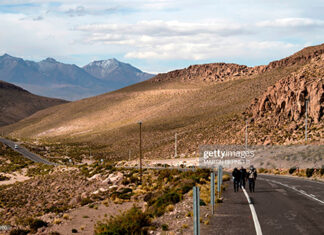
<box><xmin>232</xmin><ymin>166</ymin><xmax>257</xmax><ymax>192</ymax></box>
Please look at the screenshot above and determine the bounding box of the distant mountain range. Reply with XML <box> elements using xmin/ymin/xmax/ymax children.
<box><xmin>0</xmin><ymin>80</ymin><xmax>67</xmax><ymax>127</ymax></box>
<box><xmin>83</xmin><ymin>58</ymin><xmax>153</xmax><ymax>84</ymax></box>
<box><xmin>0</xmin><ymin>54</ymin><xmax>154</xmax><ymax>100</ymax></box>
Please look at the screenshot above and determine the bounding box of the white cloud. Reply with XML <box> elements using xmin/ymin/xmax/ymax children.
<box><xmin>78</xmin><ymin>20</ymin><xmax>248</xmax><ymax>36</ymax></box>
<box><xmin>0</xmin><ymin>1</ymin><xmax>323</xmax><ymax>71</ymax></box>
<box><xmin>74</xmin><ymin>19</ymin><xmax>307</xmax><ymax>60</ymax></box>
<box><xmin>257</xmin><ymin>18</ymin><xmax>324</xmax><ymax>28</ymax></box>
<box><xmin>125</xmin><ymin>40</ymin><xmax>298</xmax><ymax>61</ymax></box>
<box><xmin>0</xmin><ymin>13</ymin><xmax>71</xmax><ymax>57</ymax></box>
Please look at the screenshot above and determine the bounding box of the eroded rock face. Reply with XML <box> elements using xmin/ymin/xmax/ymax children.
<box><xmin>244</xmin><ymin>54</ymin><xmax>324</xmax><ymax>144</ymax></box>
<box><xmin>249</xmin><ymin>56</ymin><xmax>323</xmax><ymax>124</ymax></box>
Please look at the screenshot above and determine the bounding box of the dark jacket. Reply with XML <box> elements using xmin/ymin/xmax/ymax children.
<box><xmin>240</xmin><ymin>168</ymin><xmax>247</xmax><ymax>180</ymax></box>
<box><xmin>232</xmin><ymin>168</ymin><xmax>241</xmax><ymax>181</ymax></box>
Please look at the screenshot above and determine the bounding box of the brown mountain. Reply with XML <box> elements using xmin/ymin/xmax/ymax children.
<box><xmin>152</xmin><ymin>43</ymin><xmax>324</xmax><ymax>84</ymax></box>
<box><xmin>0</xmin><ymin>80</ymin><xmax>67</xmax><ymax>127</ymax></box>
<box><xmin>1</xmin><ymin>43</ymin><xmax>323</xmax><ymax>160</ymax></box>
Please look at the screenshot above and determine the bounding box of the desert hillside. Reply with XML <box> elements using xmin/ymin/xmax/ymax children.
<box><xmin>0</xmin><ymin>81</ymin><xmax>67</xmax><ymax>127</ymax></box>
<box><xmin>1</xmin><ymin>44</ymin><xmax>323</xmax><ymax>160</ymax></box>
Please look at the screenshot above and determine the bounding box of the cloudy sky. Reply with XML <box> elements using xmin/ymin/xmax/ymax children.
<box><xmin>0</xmin><ymin>0</ymin><xmax>323</xmax><ymax>73</ymax></box>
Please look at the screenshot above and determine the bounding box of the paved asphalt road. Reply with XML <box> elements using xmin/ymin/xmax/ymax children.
<box><xmin>202</xmin><ymin>174</ymin><xmax>324</xmax><ymax>235</ymax></box>
<box><xmin>0</xmin><ymin>137</ymin><xmax>56</xmax><ymax>165</ymax></box>
<box><xmin>254</xmin><ymin>174</ymin><xmax>324</xmax><ymax>234</ymax></box>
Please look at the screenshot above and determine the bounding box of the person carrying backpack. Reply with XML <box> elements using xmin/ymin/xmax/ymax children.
<box><xmin>247</xmin><ymin>165</ymin><xmax>257</xmax><ymax>192</ymax></box>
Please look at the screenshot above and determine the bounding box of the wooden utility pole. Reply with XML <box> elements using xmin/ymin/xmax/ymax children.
<box><xmin>174</xmin><ymin>133</ymin><xmax>177</xmax><ymax>158</ymax></box>
<box><xmin>245</xmin><ymin>120</ymin><xmax>248</xmax><ymax>149</ymax></box>
<box><xmin>138</xmin><ymin>121</ymin><xmax>143</xmax><ymax>184</ymax></box>
<box><xmin>305</xmin><ymin>99</ymin><xmax>309</xmax><ymax>143</ymax></box>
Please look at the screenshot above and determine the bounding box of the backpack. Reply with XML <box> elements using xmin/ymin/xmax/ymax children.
<box><xmin>248</xmin><ymin>169</ymin><xmax>256</xmax><ymax>179</ymax></box>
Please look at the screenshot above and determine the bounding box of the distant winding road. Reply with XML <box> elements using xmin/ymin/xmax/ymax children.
<box><xmin>0</xmin><ymin>137</ymin><xmax>56</xmax><ymax>165</ymax></box>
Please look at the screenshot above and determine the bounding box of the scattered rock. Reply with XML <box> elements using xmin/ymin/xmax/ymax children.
<box><xmin>88</xmin><ymin>173</ymin><xmax>101</xmax><ymax>181</ymax></box>
<box><xmin>108</xmin><ymin>185</ymin><xmax>118</xmax><ymax>190</ymax></box>
<box><xmin>104</xmin><ymin>172</ymin><xmax>124</xmax><ymax>185</ymax></box>
<box><xmin>81</xmin><ymin>192</ymin><xmax>88</xmax><ymax>199</ymax></box>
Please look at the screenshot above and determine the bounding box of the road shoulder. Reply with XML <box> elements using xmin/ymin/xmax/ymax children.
<box><xmin>201</xmin><ymin>181</ymin><xmax>255</xmax><ymax>235</ymax></box>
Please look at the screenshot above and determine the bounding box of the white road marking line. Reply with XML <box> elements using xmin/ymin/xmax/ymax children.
<box><xmin>263</xmin><ymin>174</ymin><xmax>324</xmax><ymax>185</ymax></box>
<box><xmin>242</xmin><ymin>187</ymin><xmax>263</xmax><ymax>235</ymax></box>
<box><xmin>264</xmin><ymin>179</ymin><xmax>324</xmax><ymax>205</ymax></box>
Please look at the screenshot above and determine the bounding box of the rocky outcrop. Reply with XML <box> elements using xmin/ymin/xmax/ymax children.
<box><xmin>152</xmin><ymin>63</ymin><xmax>252</xmax><ymax>83</ymax></box>
<box><xmin>151</xmin><ymin>43</ymin><xmax>324</xmax><ymax>84</ymax></box>
<box><xmin>244</xmin><ymin>54</ymin><xmax>324</xmax><ymax>144</ymax></box>
<box><xmin>248</xmin><ymin>56</ymin><xmax>323</xmax><ymax>123</ymax></box>
<box><xmin>267</xmin><ymin>43</ymin><xmax>324</xmax><ymax>70</ymax></box>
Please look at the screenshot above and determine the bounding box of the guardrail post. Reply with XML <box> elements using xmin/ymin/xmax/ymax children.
<box><xmin>193</xmin><ymin>186</ymin><xmax>200</xmax><ymax>235</ymax></box>
<box><xmin>217</xmin><ymin>165</ymin><xmax>223</xmax><ymax>198</ymax></box>
<box><xmin>211</xmin><ymin>171</ymin><xmax>215</xmax><ymax>214</ymax></box>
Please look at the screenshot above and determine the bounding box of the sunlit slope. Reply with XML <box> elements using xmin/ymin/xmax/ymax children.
<box><xmin>3</xmin><ymin>43</ymin><xmax>323</xmax><ymax>159</ymax></box>
<box><xmin>1</xmin><ymin>68</ymin><xmax>296</xmax><ymax>157</ymax></box>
